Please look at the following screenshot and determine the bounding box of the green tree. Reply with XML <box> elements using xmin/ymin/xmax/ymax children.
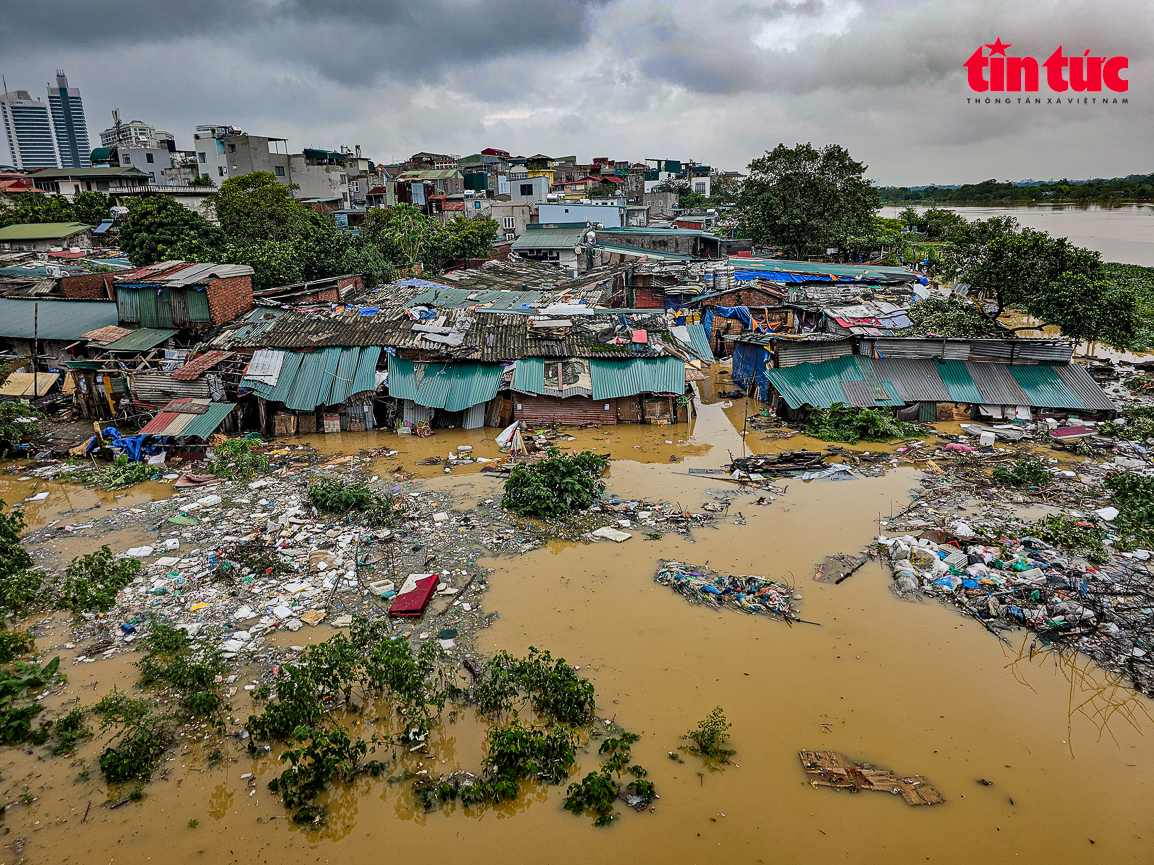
<box><xmin>118</xmin><ymin>196</ymin><xmax>223</xmax><ymax>266</ymax></box>
<box><xmin>709</xmin><ymin>174</ymin><xmax>742</xmax><ymax>204</ymax></box>
<box><xmin>1028</xmin><ymin>272</ymin><xmax>1140</xmax><ymax>350</ymax></box>
<box><xmin>207</xmin><ymin>171</ymin><xmax>312</xmax><ymax>245</ymax></box>
<box><xmin>590</xmin><ymin>181</ymin><xmax>618</xmax><ymax>198</ymax></box>
<box><xmin>72</xmin><ymin>191</ymin><xmax>112</xmax><ymax>227</ymax></box>
<box><xmin>0</xmin><ymin>192</ymin><xmax>75</xmax><ymax>228</ymax></box>
<box><xmin>735</xmin><ymin>143</ymin><xmax>880</xmax><ymax>258</ymax></box>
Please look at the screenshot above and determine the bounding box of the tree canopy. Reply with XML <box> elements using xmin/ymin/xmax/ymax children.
<box><xmin>735</xmin><ymin>143</ymin><xmax>880</xmax><ymax>258</ymax></box>
<box><xmin>0</xmin><ymin>190</ymin><xmax>112</xmax><ymax>229</ymax></box>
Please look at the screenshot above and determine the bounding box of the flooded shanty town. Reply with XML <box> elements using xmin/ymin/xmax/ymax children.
<box><xmin>1</xmin><ymin>24</ymin><xmax>1153</xmax><ymax>860</ymax></box>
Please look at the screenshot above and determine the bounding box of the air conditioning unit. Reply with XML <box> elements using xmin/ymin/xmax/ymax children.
<box><xmin>46</xmin><ymin>265</ymin><xmax>64</xmax><ymax>278</ymax></box>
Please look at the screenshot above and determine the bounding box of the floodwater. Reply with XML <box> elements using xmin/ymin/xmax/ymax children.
<box><xmin>4</xmin><ymin>373</ymin><xmax>1154</xmax><ymax>865</ymax></box>
<box><xmin>881</xmin><ymin>203</ymin><xmax>1154</xmax><ymax>267</ymax></box>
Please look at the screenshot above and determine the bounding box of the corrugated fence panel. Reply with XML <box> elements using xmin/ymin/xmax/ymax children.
<box><xmin>513</xmin><ymin>357</ymin><xmax>546</xmax><ymax>394</ymax></box>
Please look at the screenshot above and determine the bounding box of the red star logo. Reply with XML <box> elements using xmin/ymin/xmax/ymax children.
<box><xmin>985</xmin><ymin>38</ymin><xmax>1012</xmax><ymax>56</ymax></box>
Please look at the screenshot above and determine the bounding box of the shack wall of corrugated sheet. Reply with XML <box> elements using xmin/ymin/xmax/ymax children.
<box><xmin>116</xmin><ymin>287</ymin><xmax>140</xmax><ymax>324</ymax></box>
<box><xmin>589</xmin><ymin>357</ymin><xmax>685</xmax><ymax>400</ymax></box>
<box><xmin>684</xmin><ymin>324</ymin><xmax>715</xmax><ymax>361</ymax></box>
<box><xmin>776</xmin><ymin>340</ymin><xmax>852</xmax><ymax>368</ymax></box>
<box><xmin>514</xmin><ymin>395</ymin><xmax>617</xmax><ymax>426</ymax></box>
<box><xmin>444</xmin><ymin>363</ymin><xmax>503</xmax><ymax>411</ymax></box>
<box><xmin>512</xmin><ymin>357</ymin><xmax>545</xmax><ymax>394</ymax></box>
<box><xmin>131</xmin><ymin>375</ymin><xmax>210</xmax><ymax>402</ymax></box>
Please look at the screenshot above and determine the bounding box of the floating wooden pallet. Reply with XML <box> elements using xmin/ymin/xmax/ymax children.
<box><xmin>799</xmin><ymin>750</ymin><xmax>944</xmax><ymax>806</ymax></box>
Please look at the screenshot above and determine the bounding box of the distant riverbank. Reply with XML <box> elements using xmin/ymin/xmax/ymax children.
<box><xmin>880</xmin><ymin>203</ymin><xmax>1154</xmax><ymax>267</ymax></box>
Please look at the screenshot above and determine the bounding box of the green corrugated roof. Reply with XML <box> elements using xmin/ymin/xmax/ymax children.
<box><xmin>0</xmin><ymin>222</ymin><xmax>93</xmax><ymax>241</ymax></box>
<box><xmin>1007</xmin><ymin>365</ymin><xmax>1085</xmax><ymax>410</ymax></box>
<box><xmin>937</xmin><ymin>360</ymin><xmax>983</xmax><ymax>403</ymax></box>
<box><xmin>240</xmin><ymin>347</ymin><xmax>380</xmax><ymax>409</ymax></box>
<box><xmin>766</xmin><ymin>355</ymin><xmax>859</xmax><ymax>409</ymax></box>
<box><xmin>596</xmin><ymin>242</ymin><xmax>693</xmax><ymax>261</ymax></box>
<box><xmin>513</xmin><ymin>358</ymin><xmax>546</xmax><ymax>394</ymax></box>
<box><xmin>180</xmin><ymin>402</ymin><xmax>236</xmax><ymax>440</ymax></box>
<box><xmin>511</xmin><ymin>225</ymin><xmax>590</xmax><ymax>251</ymax></box>
<box><xmin>104</xmin><ymin>328</ymin><xmax>178</xmax><ymax>351</ymax></box>
<box><xmin>590</xmin><ymin>357</ymin><xmax>685</xmax><ymax>400</ymax></box>
<box><xmin>386</xmin><ymin>357</ymin><xmax>502</xmax><ymax>410</ymax></box>
<box><xmin>0</xmin><ymin>299</ymin><xmax>118</xmax><ymax>340</ymax></box>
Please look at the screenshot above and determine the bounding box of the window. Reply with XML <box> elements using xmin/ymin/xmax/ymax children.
<box><xmin>123</xmin><ymin>154</ymin><xmax>131</xmax><ymax>164</ymax></box>
<box><xmin>694</xmin><ymin>182</ymin><xmax>706</xmax><ymax>194</ymax></box>
<box><xmin>274</xmin><ymin>165</ymin><xmax>285</xmax><ymax>177</ymax></box>
<box><xmin>145</xmin><ymin>153</ymin><xmax>154</xmax><ymax>163</ymax></box>
<box><xmin>228</xmin><ymin>143</ymin><xmax>236</xmax><ymax>153</ymax></box>
<box><xmin>217</xmin><ymin>166</ymin><xmax>225</xmax><ymax>177</ymax></box>
<box><xmin>474</xmin><ymin>201</ymin><xmax>481</xmax><ymax>209</ymax></box>
<box><xmin>200</xmin><ymin>173</ymin><xmax>210</xmax><ymax>180</ymax></box>
<box><xmin>502</xmin><ymin>217</ymin><xmax>516</xmax><ymax>229</ymax></box>
<box><xmin>504</xmin><ymin>232</ymin><xmax>516</xmax><ymax>241</ymax></box>
<box><xmin>349</xmin><ymin>180</ymin><xmax>358</xmax><ymax>191</ymax></box>
<box><xmin>520</xmin><ymin>183</ymin><xmax>533</xmax><ymax>196</ymax></box>
<box><xmin>197</xmin><ymin>152</ymin><xmax>206</xmax><ymax>163</ymax></box>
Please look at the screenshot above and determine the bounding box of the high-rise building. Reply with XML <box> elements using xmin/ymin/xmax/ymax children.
<box><xmin>99</xmin><ymin>109</ymin><xmax>176</xmax><ymax>150</ymax></box>
<box><xmin>46</xmin><ymin>70</ymin><xmax>90</xmax><ymax>168</ymax></box>
<box><xmin>0</xmin><ymin>88</ymin><xmax>58</xmax><ymax>169</ymax></box>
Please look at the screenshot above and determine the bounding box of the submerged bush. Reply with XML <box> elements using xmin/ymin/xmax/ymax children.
<box><xmin>992</xmin><ymin>457</ymin><xmax>1052</xmax><ymax>488</ymax></box>
<box><xmin>679</xmin><ymin>706</ymin><xmax>735</xmax><ymax>766</ymax></box>
<box><xmin>501</xmin><ymin>449</ymin><xmax>609</xmax><ymax>517</ymax></box>
<box><xmin>1103</xmin><ymin>470</ymin><xmax>1154</xmax><ymax>550</ymax></box>
<box><xmin>206</xmin><ymin>438</ymin><xmax>269</xmax><ymax>480</ymax></box>
<box><xmin>805</xmin><ymin>404</ymin><xmax>923</xmax><ymax>444</ymax></box>
<box><xmin>55</xmin><ymin>546</ymin><xmax>140</xmax><ymax>614</ymax></box>
<box><xmin>73</xmin><ymin>454</ymin><xmax>154</xmax><ymax>490</ymax></box>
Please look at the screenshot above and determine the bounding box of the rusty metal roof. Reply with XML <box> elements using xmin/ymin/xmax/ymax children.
<box><xmin>172</xmin><ymin>350</ymin><xmax>235</xmax><ymax>381</ymax></box>
<box><xmin>140</xmin><ymin>398</ymin><xmax>235</xmax><ymax>439</ymax></box>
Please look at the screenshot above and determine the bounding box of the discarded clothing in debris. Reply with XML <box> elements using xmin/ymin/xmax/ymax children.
<box><xmin>655</xmin><ymin>560</ymin><xmax>799</xmax><ymax>619</ymax></box>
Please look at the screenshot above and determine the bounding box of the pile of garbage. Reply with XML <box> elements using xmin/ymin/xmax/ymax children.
<box><xmin>655</xmin><ymin>560</ymin><xmax>801</xmax><ymax>619</ymax></box>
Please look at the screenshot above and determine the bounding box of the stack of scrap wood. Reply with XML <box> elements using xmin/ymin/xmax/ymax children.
<box><xmin>798</xmin><ymin>750</ymin><xmax>944</xmax><ymax>806</ymax></box>
<box><xmin>729</xmin><ymin>450</ymin><xmax>827</xmax><ymax>476</ymax></box>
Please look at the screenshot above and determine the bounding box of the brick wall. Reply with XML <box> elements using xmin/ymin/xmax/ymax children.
<box><xmin>702</xmin><ymin>287</ymin><xmax>784</xmax><ymax>308</ymax></box>
<box><xmin>60</xmin><ymin>272</ymin><xmax>115</xmax><ymax>300</ymax></box>
<box><xmin>337</xmin><ymin>275</ymin><xmax>363</xmax><ymax>296</ymax></box>
<box><xmin>206</xmin><ymin>275</ymin><xmax>254</xmax><ymax>326</ymax></box>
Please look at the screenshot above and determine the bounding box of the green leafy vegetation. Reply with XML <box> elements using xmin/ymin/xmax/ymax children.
<box><xmin>0</xmin><ymin>401</ymin><xmax>43</xmax><ymax>452</ymax></box>
<box><xmin>0</xmin><ymin>190</ymin><xmax>111</xmax><ymax>229</ymax></box>
<box><xmin>0</xmin><ymin>629</ymin><xmax>35</xmax><ymax>663</ymax></box>
<box><xmin>93</xmin><ymin>690</ymin><xmax>174</xmax><ymax>784</ymax></box>
<box><xmin>992</xmin><ymin>458</ymin><xmax>1052</xmax><ymax>488</ymax></box>
<box><xmin>136</xmin><ymin>623</ymin><xmax>227</xmax><ymax>721</ymax></box>
<box><xmin>1100</xmin><ymin>406</ymin><xmax>1154</xmax><ymax>442</ymax></box>
<box><xmin>47</xmin><ymin>706</ymin><xmax>92</xmax><ymax>756</ymax></box>
<box><xmin>1030</xmin><ymin>514</ymin><xmax>1109</xmax><ymax>564</ymax></box>
<box><xmin>72</xmin><ymin>454</ymin><xmax>155</xmax><ymax>490</ymax></box>
<box><xmin>268</xmin><ymin>726</ymin><xmax>382</xmax><ymax>823</ymax></box>
<box><xmin>880</xmin><ymin>174</ymin><xmax>1154</xmax><ymax>205</ymax></box>
<box><xmin>1103</xmin><ymin>471</ymin><xmax>1154</xmax><ymax>550</ymax></box>
<box><xmin>679</xmin><ymin>707</ymin><xmax>735</xmax><ymax>766</ymax></box>
<box><xmin>904</xmin><ymin>295</ymin><xmax>1005</xmax><ymax>339</ymax></box>
<box><xmin>56</xmin><ymin>546</ymin><xmax>141</xmax><ymax>614</ymax></box>
<box><xmin>0</xmin><ymin>501</ymin><xmax>42</xmax><ymax>617</ymax></box>
<box><xmin>805</xmin><ymin>404</ymin><xmax>923</xmax><ymax>444</ymax></box>
<box><xmin>307</xmin><ymin>478</ymin><xmax>381</xmax><ymax>513</ymax></box>
<box><xmin>206</xmin><ymin>437</ymin><xmax>269</xmax><ymax>479</ymax></box>
<box><xmin>472</xmin><ymin>647</ymin><xmax>597</xmax><ymax>726</ymax></box>
<box><xmin>502</xmin><ymin>449</ymin><xmax>609</xmax><ymax>517</ymax></box>
<box><xmin>0</xmin><ymin>656</ymin><xmax>61</xmax><ymax>745</ymax></box>
<box><xmin>214</xmin><ymin>535</ymin><xmax>290</xmax><ymax>581</ymax></box>
<box><xmin>563</xmin><ymin>731</ymin><xmax>655</xmax><ymax>826</ymax></box>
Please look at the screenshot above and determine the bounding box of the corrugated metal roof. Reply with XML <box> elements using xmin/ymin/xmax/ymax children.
<box><xmin>208</xmin><ymin>308</ymin><xmax>285</xmax><ymax>349</ymax></box>
<box><xmin>1007</xmin><ymin>365</ymin><xmax>1085</xmax><ymax>410</ymax></box>
<box><xmin>671</xmin><ymin>324</ymin><xmax>715</xmax><ymax>361</ymax></box>
<box><xmin>81</xmin><ymin>325</ymin><xmax>133</xmax><ymax>345</ymax></box>
<box><xmin>140</xmin><ymin>399</ymin><xmax>234</xmax><ymax>439</ymax></box>
<box><xmin>0</xmin><ymin>372</ymin><xmax>58</xmax><ymax>397</ymax></box>
<box><xmin>103</xmin><ymin>327</ymin><xmax>178</xmax><ymax>352</ymax></box>
<box><xmin>386</xmin><ymin>357</ymin><xmax>502</xmax><ymax>410</ymax></box>
<box><xmin>869</xmin><ymin>358</ymin><xmax>950</xmax><ymax>402</ymax></box>
<box><xmin>242</xmin><ymin>349</ymin><xmax>285</xmax><ymax>385</ymax></box>
<box><xmin>240</xmin><ymin>347</ymin><xmax>379</xmax><ymax>409</ymax></box>
<box><xmin>511</xmin><ymin>225</ymin><xmax>590</xmax><ymax>251</ymax></box>
<box><xmin>172</xmin><ymin>350</ymin><xmax>234</xmax><ymax>380</ymax></box>
<box><xmin>1053</xmin><ymin>364</ymin><xmax>1118</xmax><ymax>412</ymax></box>
<box><xmin>936</xmin><ymin>360</ymin><xmax>983</xmax><ymax>403</ymax></box>
<box><xmin>0</xmin><ymin>222</ymin><xmax>93</xmax><ymax>241</ymax></box>
<box><xmin>965</xmin><ymin>361</ymin><xmax>1030</xmax><ymax>406</ymax></box>
<box><xmin>158</xmin><ymin>263</ymin><xmax>254</xmax><ymax>287</ymax></box>
<box><xmin>596</xmin><ymin>242</ymin><xmax>693</xmax><ymax>261</ymax></box>
<box><xmin>131</xmin><ymin>374</ymin><xmax>210</xmax><ymax>402</ymax></box>
<box><xmin>727</xmin><ymin>257</ymin><xmax>915</xmax><ymax>281</ymax></box>
<box><xmin>590</xmin><ymin>357</ymin><xmax>685</xmax><ymax>400</ymax></box>
<box><xmin>0</xmin><ymin>299</ymin><xmax>118</xmax><ymax>341</ymax></box>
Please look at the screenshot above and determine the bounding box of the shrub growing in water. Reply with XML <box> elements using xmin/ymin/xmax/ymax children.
<box><xmin>501</xmin><ymin>449</ymin><xmax>609</xmax><ymax>517</ymax></box>
<box><xmin>73</xmin><ymin>454</ymin><xmax>154</xmax><ymax>490</ymax></box>
<box><xmin>1103</xmin><ymin>470</ymin><xmax>1154</xmax><ymax>549</ymax></box>
<box><xmin>55</xmin><ymin>546</ymin><xmax>141</xmax><ymax>614</ymax></box>
<box><xmin>206</xmin><ymin>438</ymin><xmax>269</xmax><ymax>480</ymax></box>
<box><xmin>679</xmin><ymin>706</ymin><xmax>735</xmax><ymax>766</ymax></box>
<box><xmin>992</xmin><ymin>457</ymin><xmax>1052</xmax><ymax>488</ymax></box>
<box><xmin>805</xmin><ymin>404</ymin><xmax>923</xmax><ymax>445</ymax></box>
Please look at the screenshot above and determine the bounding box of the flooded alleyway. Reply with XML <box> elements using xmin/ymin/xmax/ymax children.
<box><xmin>1</xmin><ymin>376</ymin><xmax>1152</xmax><ymax>865</ymax></box>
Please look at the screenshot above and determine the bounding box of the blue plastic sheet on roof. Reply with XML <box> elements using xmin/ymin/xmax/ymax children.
<box><xmin>358</xmin><ymin>307</ymin><xmax>379</xmax><ymax>316</ymax></box>
<box><xmin>395</xmin><ymin>278</ymin><xmax>453</xmax><ymax>288</ymax></box>
<box><xmin>702</xmin><ymin>306</ymin><xmax>753</xmax><ymax>337</ymax></box>
<box><xmin>733</xmin><ymin>271</ymin><xmax>833</xmax><ymax>283</ymax></box>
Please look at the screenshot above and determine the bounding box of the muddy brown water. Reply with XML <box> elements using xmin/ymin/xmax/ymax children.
<box><xmin>1</xmin><ymin>374</ymin><xmax>1152</xmax><ymax>864</ymax></box>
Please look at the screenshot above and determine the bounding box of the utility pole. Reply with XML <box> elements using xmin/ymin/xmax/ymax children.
<box><xmin>32</xmin><ymin>302</ymin><xmax>38</xmax><ymax>403</ymax></box>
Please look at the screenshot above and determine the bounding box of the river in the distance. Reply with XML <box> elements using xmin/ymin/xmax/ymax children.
<box><xmin>881</xmin><ymin>203</ymin><xmax>1154</xmax><ymax>267</ymax></box>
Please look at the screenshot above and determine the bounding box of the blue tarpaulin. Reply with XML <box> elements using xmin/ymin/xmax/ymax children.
<box><xmin>702</xmin><ymin>306</ymin><xmax>753</xmax><ymax>337</ymax></box>
<box><xmin>733</xmin><ymin>271</ymin><xmax>833</xmax><ymax>283</ymax></box>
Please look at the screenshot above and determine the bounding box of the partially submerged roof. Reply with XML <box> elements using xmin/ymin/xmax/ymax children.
<box><xmin>766</xmin><ymin>355</ymin><xmax>1117</xmax><ymax>412</ymax></box>
<box><xmin>0</xmin><ymin>222</ymin><xmax>93</xmax><ymax>241</ymax></box>
<box><xmin>386</xmin><ymin>357</ymin><xmax>502</xmax><ymax>410</ymax></box>
<box><xmin>140</xmin><ymin>399</ymin><xmax>235</xmax><ymax>439</ymax></box>
<box><xmin>239</xmin><ymin>347</ymin><xmax>380</xmax><ymax>411</ymax></box>
<box><xmin>0</xmin><ymin>299</ymin><xmax>118</xmax><ymax>340</ymax></box>
<box><xmin>103</xmin><ymin>327</ymin><xmax>178</xmax><ymax>352</ymax></box>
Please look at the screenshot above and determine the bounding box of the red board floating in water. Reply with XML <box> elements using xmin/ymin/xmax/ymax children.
<box><xmin>389</xmin><ymin>574</ymin><xmax>439</xmax><ymax>618</ymax></box>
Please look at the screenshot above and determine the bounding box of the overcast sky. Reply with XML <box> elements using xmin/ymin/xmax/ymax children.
<box><xmin>2</xmin><ymin>0</ymin><xmax>1150</xmax><ymax>185</ymax></box>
